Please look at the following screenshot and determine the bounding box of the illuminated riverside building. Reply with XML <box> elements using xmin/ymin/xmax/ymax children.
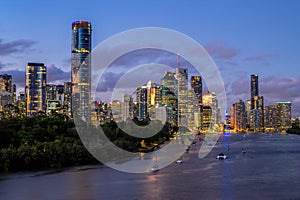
<box><xmin>64</xmin><ymin>82</ymin><xmax>72</xmax><ymax>117</ymax></box>
<box><xmin>0</xmin><ymin>74</ymin><xmax>13</xmax><ymax>93</ymax></box>
<box><xmin>147</xmin><ymin>81</ymin><xmax>162</xmax><ymax>107</ymax></box>
<box><xmin>191</xmin><ymin>76</ymin><xmax>202</xmax><ymax>104</ymax></box>
<box><xmin>136</xmin><ymin>86</ymin><xmax>148</xmax><ymax>120</ymax></box>
<box><xmin>0</xmin><ymin>74</ymin><xmax>13</xmax><ymax>106</ymax></box>
<box><xmin>71</xmin><ymin>20</ymin><xmax>92</xmax><ymax>120</ymax></box>
<box><xmin>176</xmin><ymin>68</ymin><xmax>188</xmax><ymax>126</ymax></box>
<box><xmin>202</xmin><ymin>106</ymin><xmax>212</xmax><ymax>130</ymax></box>
<box><xmin>187</xmin><ymin>89</ymin><xmax>200</xmax><ymax>129</ymax></box>
<box><xmin>122</xmin><ymin>94</ymin><xmax>133</xmax><ymax>121</ymax></box>
<box><xmin>25</xmin><ymin>63</ymin><xmax>47</xmax><ymax>117</ymax></box>
<box><xmin>250</xmin><ymin>74</ymin><xmax>258</xmax><ymax>109</ymax></box>
<box><xmin>264</xmin><ymin>105</ymin><xmax>276</xmax><ymax>131</ymax></box>
<box><xmin>203</xmin><ymin>91</ymin><xmax>219</xmax><ymax>125</ymax></box>
<box><xmin>161</xmin><ymin>72</ymin><xmax>178</xmax><ymax>125</ymax></box>
<box><xmin>233</xmin><ymin>100</ymin><xmax>246</xmax><ymax>132</ymax></box>
<box><xmin>275</xmin><ymin>101</ymin><xmax>292</xmax><ymax>129</ymax></box>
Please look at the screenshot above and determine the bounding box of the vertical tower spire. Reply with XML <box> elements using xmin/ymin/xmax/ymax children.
<box><xmin>177</xmin><ymin>53</ymin><xmax>181</xmax><ymax>67</ymax></box>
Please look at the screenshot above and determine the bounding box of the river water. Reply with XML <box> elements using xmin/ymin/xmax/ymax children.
<box><xmin>1</xmin><ymin>133</ymin><xmax>300</xmax><ymax>200</ymax></box>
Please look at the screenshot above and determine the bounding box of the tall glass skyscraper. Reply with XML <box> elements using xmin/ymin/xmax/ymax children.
<box><xmin>25</xmin><ymin>63</ymin><xmax>47</xmax><ymax>116</ymax></box>
<box><xmin>71</xmin><ymin>20</ymin><xmax>92</xmax><ymax>119</ymax></box>
<box><xmin>250</xmin><ymin>74</ymin><xmax>258</xmax><ymax>109</ymax></box>
<box><xmin>176</xmin><ymin>68</ymin><xmax>188</xmax><ymax>126</ymax></box>
<box><xmin>191</xmin><ymin>76</ymin><xmax>202</xmax><ymax>104</ymax></box>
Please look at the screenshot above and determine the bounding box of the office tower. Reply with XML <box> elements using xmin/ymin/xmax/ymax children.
<box><xmin>155</xmin><ymin>104</ymin><xmax>167</xmax><ymax>124</ymax></box>
<box><xmin>46</xmin><ymin>84</ymin><xmax>56</xmax><ymax>101</ymax></box>
<box><xmin>230</xmin><ymin>104</ymin><xmax>236</xmax><ymax>129</ymax></box>
<box><xmin>202</xmin><ymin>106</ymin><xmax>212</xmax><ymax>130</ymax></box>
<box><xmin>71</xmin><ymin>20</ymin><xmax>92</xmax><ymax>119</ymax></box>
<box><xmin>55</xmin><ymin>85</ymin><xmax>64</xmax><ymax>102</ymax></box>
<box><xmin>161</xmin><ymin>71</ymin><xmax>178</xmax><ymax>124</ymax></box>
<box><xmin>147</xmin><ymin>81</ymin><xmax>162</xmax><ymax>106</ymax></box>
<box><xmin>253</xmin><ymin>95</ymin><xmax>264</xmax><ymax>130</ymax></box>
<box><xmin>25</xmin><ymin>63</ymin><xmax>46</xmax><ymax>116</ymax></box>
<box><xmin>0</xmin><ymin>74</ymin><xmax>13</xmax><ymax>106</ymax></box>
<box><xmin>191</xmin><ymin>76</ymin><xmax>202</xmax><ymax>104</ymax></box>
<box><xmin>234</xmin><ymin>100</ymin><xmax>246</xmax><ymax>131</ymax></box>
<box><xmin>203</xmin><ymin>91</ymin><xmax>219</xmax><ymax>125</ymax></box>
<box><xmin>122</xmin><ymin>94</ymin><xmax>133</xmax><ymax>121</ymax></box>
<box><xmin>250</xmin><ymin>74</ymin><xmax>258</xmax><ymax>109</ymax></box>
<box><xmin>13</xmin><ymin>84</ymin><xmax>16</xmax><ymax>104</ymax></box>
<box><xmin>264</xmin><ymin>105</ymin><xmax>276</xmax><ymax>131</ymax></box>
<box><xmin>0</xmin><ymin>74</ymin><xmax>12</xmax><ymax>93</ymax></box>
<box><xmin>136</xmin><ymin>86</ymin><xmax>148</xmax><ymax>120</ymax></box>
<box><xmin>176</xmin><ymin>68</ymin><xmax>188</xmax><ymax>126</ymax></box>
<box><xmin>275</xmin><ymin>101</ymin><xmax>292</xmax><ymax>129</ymax></box>
<box><xmin>187</xmin><ymin>89</ymin><xmax>200</xmax><ymax>129</ymax></box>
<box><xmin>161</xmin><ymin>72</ymin><xmax>178</xmax><ymax>97</ymax></box>
<box><xmin>64</xmin><ymin>82</ymin><xmax>72</xmax><ymax>117</ymax></box>
<box><xmin>246</xmin><ymin>100</ymin><xmax>251</xmax><ymax>127</ymax></box>
<box><xmin>110</xmin><ymin>100</ymin><xmax>122</xmax><ymax>122</ymax></box>
<box><xmin>46</xmin><ymin>100</ymin><xmax>61</xmax><ymax>116</ymax></box>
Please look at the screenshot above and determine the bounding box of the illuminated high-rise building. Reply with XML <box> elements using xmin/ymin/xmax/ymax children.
<box><xmin>0</xmin><ymin>74</ymin><xmax>12</xmax><ymax>93</ymax></box>
<box><xmin>176</xmin><ymin>68</ymin><xmax>188</xmax><ymax>126</ymax></box>
<box><xmin>253</xmin><ymin>95</ymin><xmax>264</xmax><ymax>130</ymax></box>
<box><xmin>264</xmin><ymin>105</ymin><xmax>276</xmax><ymax>130</ymax></box>
<box><xmin>25</xmin><ymin>63</ymin><xmax>47</xmax><ymax>116</ymax></box>
<box><xmin>0</xmin><ymin>74</ymin><xmax>13</xmax><ymax>108</ymax></box>
<box><xmin>275</xmin><ymin>101</ymin><xmax>292</xmax><ymax>129</ymax></box>
<box><xmin>203</xmin><ymin>91</ymin><xmax>219</xmax><ymax>125</ymax></box>
<box><xmin>64</xmin><ymin>82</ymin><xmax>72</xmax><ymax>117</ymax></box>
<box><xmin>235</xmin><ymin>100</ymin><xmax>246</xmax><ymax>131</ymax></box>
<box><xmin>136</xmin><ymin>86</ymin><xmax>148</xmax><ymax>120</ymax></box>
<box><xmin>147</xmin><ymin>81</ymin><xmax>162</xmax><ymax>106</ymax></box>
<box><xmin>191</xmin><ymin>76</ymin><xmax>202</xmax><ymax>104</ymax></box>
<box><xmin>250</xmin><ymin>74</ymin><xmax>258</xmax><ymax>110</ymax></box>
<box><xmin>161</xmin><ymin>71</ymin><xmax>178</xmax><ymax>124</ymax></box>
<box><xmin>71</xmin><ymin>20</ymin><xmax>92</xmax><ymax>119</ymax></box>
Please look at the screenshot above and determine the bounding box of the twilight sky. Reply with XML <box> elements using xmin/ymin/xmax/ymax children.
<box><xmin>1</xmin><ymin>0</ymin><xmax>300</xmax><ymax>116</ymax></box>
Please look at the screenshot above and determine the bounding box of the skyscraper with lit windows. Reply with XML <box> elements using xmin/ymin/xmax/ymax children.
<box><xmin>71</xmin><ymin>20</ymin><xmax>92</xmax><ymax>119</ymax></box>
<box><xmin>250</xmin><ymin>74</ymin><xmax>258</xmax><ymax>109</ymax></box>
<box><xmin>25</xmin><ymin>63</ymin><xmax>46</xmax><ymax>116</ymax></box>
<box><xmin>191</xmin><ymin>76</ymin><xmax>202</xmax><ymax>104</ymax></box>
<box><xmin>176</xmin><ymin>68</ymin><xmax>188</xmax><ymax>126</ymax></box>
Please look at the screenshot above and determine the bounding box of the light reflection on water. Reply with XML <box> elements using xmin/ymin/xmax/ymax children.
<box><xmin>1</xmin><ymin>133</ymin><xmax>300</xmax><ymax>200</ymax></box>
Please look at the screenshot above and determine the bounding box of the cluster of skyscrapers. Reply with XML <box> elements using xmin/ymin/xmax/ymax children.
<box><xmin>0</xmin><ymin>20</ymin><xmax>293</xmax><ymax>133</ymax></box>
<box><xmin>110</xmin><ymin>68</ymin><xmax>222</xmax><ymax>132</ymax></box>
<box><xmin>229</xmin><ymin>74</ymin><xmax>292</xmax><ymax>132</ymax></box>
<box><xmin>0</xmin><ymin>20</ymin><xmax>91</xmax><ymax>119</ymax></box>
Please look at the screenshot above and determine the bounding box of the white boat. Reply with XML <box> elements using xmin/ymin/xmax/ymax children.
<box><xmin>150</xmin><ymin>164</ymin><xmax>159</xmax><ymax>173</ymax></box>
<box><xmin>216</xmin><ymin>153</ymin><xmax>227</xmax><ymax>159</ymax></box>
<box><xmin>176</xmin><ymin>159</ymin><xmax>183</xmax><ymax>164</ymax></box>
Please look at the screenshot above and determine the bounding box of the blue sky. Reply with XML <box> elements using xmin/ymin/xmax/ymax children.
<box><xmin>1</xmin><ymin>0</ymin><xmax>300</xmax><ymax>116</ymax></box>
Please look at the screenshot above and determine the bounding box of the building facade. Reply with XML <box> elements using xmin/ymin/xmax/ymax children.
<box><xmin>25</xmin><ymin>63</ymin><xmax>47</xmax><ymax>116</ymax></box>
<box><xmin>71</xmin><ymin>20</ymin><xmax>92</xmax><ymax>120</ymax></box>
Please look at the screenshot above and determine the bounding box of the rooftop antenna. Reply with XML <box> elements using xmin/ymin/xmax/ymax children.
<box><xmin>177</xmin><ymin>53</ymin><xmax>181</xmax><ymax>67</ymax></box>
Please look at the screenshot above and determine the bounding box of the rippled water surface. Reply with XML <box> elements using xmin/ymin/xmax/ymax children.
<box><xmin>1</xmin><ymin>133</ymin><xmax>300</xmax><ymax>200</ymax></box>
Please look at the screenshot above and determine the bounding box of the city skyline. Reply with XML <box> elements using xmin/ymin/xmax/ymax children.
<box><xmin>1</xmin><ymin>1</ymin><xmax>300</xmax><ymax>116</ymax></box>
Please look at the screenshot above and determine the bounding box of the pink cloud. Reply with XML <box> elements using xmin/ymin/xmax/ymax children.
<box><xmin>204</xmin><ymin>40</ymin><xmax>238</xmax><ymax>59</ymax></box>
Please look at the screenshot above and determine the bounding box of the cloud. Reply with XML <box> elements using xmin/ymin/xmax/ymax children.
<box><xmin>97</xmin><ymin>72</ymin><xmax>123</xmax><ymax>92</ymax></box>
<box><xmin>0</xmin><ymin>38</ymin><xmax>36</xmax><ymax>55</ymax></box>
<box><xmin>0</xmin><ymin>62</ymin><xmax>5</xmax><ymax>70</ymax></box>
<box><xmin>47</xmin><ymin>64</ymin><xmax>70</xmax><ymax>84</ymax></box>
<box><xmin>204</xmin><ymin>40</ymin><xmax>238</xmax><ymax>59</ymax></box>
<box><xmin>260</xmin><ymin>76</ymin><xmax>300</xmax><ymax>99</ymax></box>
<box><xmin>244</xmin><ymin>53</ymin><xmax>279</xmax><ymax>62</ymax></box>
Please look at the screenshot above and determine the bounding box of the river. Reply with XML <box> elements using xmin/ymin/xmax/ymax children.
<box><xmin>1</xmin><ymin>133</ymin><xmax>300</xmax><ymax>200</ymax></box>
